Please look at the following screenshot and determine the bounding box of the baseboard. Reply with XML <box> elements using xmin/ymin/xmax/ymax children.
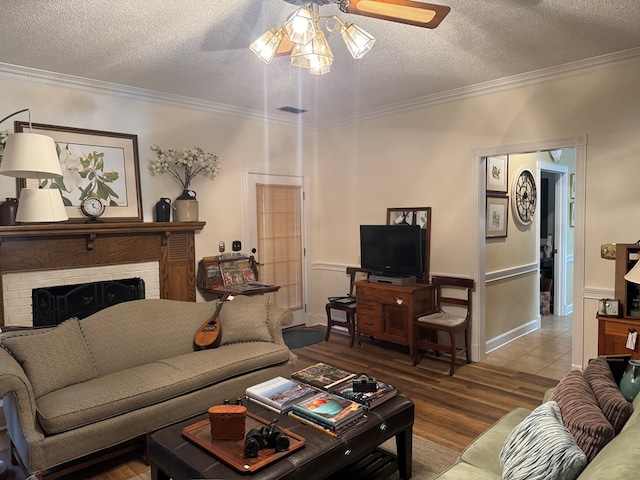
<box><xmin>486</xmin><ymin>318</ymin><xmax>540</xmax><ymax>353</ymax></box>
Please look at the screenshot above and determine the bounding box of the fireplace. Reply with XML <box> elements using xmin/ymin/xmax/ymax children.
<box><xmin>32</xmin><ymin>277</ymin><xmax>145</xmax><ymax>327</ymax></box>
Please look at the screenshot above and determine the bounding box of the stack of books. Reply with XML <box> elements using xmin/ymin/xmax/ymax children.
<box><xmin>245</xmin><ymin>363</ymin><xmax>398</xmax><ymax>437</ymax></box>
<box><xmin>289</xmin><ymin>391</ymin><xmax>365</xmax><ymax>437</ymax></box>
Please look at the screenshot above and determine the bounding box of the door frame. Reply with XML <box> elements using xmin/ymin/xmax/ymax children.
<box><xmin>473</xmin><ymin>135</ymin><xmax>587</xmax><ymax>369</ymax></box>
<box><xmin>538</xmin><ymin>162</ymin><xmax>570</xmax><ymax>316</ymax></box>
<box><xmin>241</xmin><ymin>165</ymin><xmax>309</xmax><ymax>326</ymax></box>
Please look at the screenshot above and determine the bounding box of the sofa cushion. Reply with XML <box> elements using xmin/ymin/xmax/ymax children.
<box><xmin>583</xmin><ymin>356</ymin><xmax>632</xmax><ymax>433</ymax></box>
<box><xmin>80</xmin><ymin>299</ymin><xmax>219</xmax><ymax>376</ymax></box>
<box><xmin>2</xmin><ymin>318</ymin><xmax>98</xmax><ymax>398</ymax></box>
<box><xmin>35</xmin><ymin>341</ymin><xmax>290</xmax><ymax>434</ymax></box>
<box><xmin>499</xmin><ymin>401</ymin><xmax>587</xmax><ymax>480</ymax></box>
<box><xmin>549</xmin><ymin>370</ymin><xmax>615</xmax><ymax>462</ymax></box>
<box><xmin>458</xmin><ymin>407</ymin><xmax>530</xmax><ymax>476</ymax></box>
<box><xmin>219</xmin><ymin>295</ymin><xmax>273</xmax><ymax>345</ymax></box>
<box><xmin>435</xmin><ymin>461</ymin><xmax>501</xmax><ymax>480</ymax></box>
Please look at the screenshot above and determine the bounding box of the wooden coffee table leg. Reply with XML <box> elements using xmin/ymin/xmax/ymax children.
<box><xmin>395</xmin><ymin>426</ymin><xmax>413</xmax><ymax>479</ymax></box>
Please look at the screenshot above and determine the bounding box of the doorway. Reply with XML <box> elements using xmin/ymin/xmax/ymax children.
<box><xmin>473</xmin><ymin>135</ymin><xmax>586</xmax><ymax>373</ymax></box>
<box><xmin>242</xmin><ymin>170</ymin><xmax>308</xmax><ymax>326</ymax></box>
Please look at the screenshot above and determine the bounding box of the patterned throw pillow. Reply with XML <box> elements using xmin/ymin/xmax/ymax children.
<box><xmin>500</xmin><ymin>401</ymin><xmax>587</xmax><ymax>480</ymax></box>
<box><xmin>550</xmin><ymin>370</ymin><xmax>615</xmax><ymax>462</ymax></box>
<box><xmin>2</xmin><ymin>318</ymin><xmax>97</xmax><ymax>398</ymax></box>
<box><xmin>219</xmin><ymin>294</ymin><xmax>274</xmax><ymax>345</ymax></box>
<box><xmin>583</xmin><ymin>356</ymin><xmax>632</xmax><ymax>434</ymax></box>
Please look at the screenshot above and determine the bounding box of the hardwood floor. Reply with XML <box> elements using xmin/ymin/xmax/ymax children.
<box><xmin>0</xmin><ymin>330</ymin><xmax>558</xmax><ymax>479</ymax></box>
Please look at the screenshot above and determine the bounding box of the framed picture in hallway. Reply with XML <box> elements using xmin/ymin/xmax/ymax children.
<box><xmin>486</xmin><ymin>195</ymin><xmax>509</xmax><ymax>238</ymax></box>
<box><xmin>486</xmin><ymin>155</ymin><xmax>508</xmax><ymax>193</ymax></box>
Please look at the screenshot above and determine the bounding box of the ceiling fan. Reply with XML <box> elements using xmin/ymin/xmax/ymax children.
<box><xmin>283</xmin><ymin>0</ymin><xmax>451</xmax><ymax>29</ymax></box>
<box><xmin>251</xmin><ymin>0</ymin><xmax>450</xmax><ymax>75</ymax></box>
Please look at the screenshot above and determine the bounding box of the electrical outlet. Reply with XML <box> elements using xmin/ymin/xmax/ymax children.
<box><xmin>232</xmin><ymin>240</ymin><xmax>242</xmax><ymax>251</ymax></box>
<box><xmin>601</xmin><ymin>243</ymin><xmax>616</xmax><ymax>260</ymax></box>
<box><xmin>218</xmin><ymin>241</ymin><xmax>225</xmax><ymax>253</ymax></box>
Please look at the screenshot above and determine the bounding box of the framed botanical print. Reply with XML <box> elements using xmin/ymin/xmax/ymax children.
<box><xmin>486</xmin><ymin>155</ymin><xmax>508</xmax><ymax>193</ymax></box>
<box><xmin>16</xmin><ymin>122</ymin><xmax>142</xmax><ymax>221</ymax></box>
<box><xmin>486</xmin><ymin>195</ymin><xmax>509</xmax><ymax>238</ymax></box>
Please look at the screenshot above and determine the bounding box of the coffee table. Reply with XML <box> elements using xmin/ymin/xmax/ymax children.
<box><xmin>148</xmin><ymin>395</ymin><xmax>414</xmax><ymax>479</ymax></box>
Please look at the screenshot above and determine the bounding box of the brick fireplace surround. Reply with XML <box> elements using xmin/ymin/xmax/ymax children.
<box><xmin>0</xmin><ymin>221</ymin><xmax>205</xmax><ymax>327</ymax></box>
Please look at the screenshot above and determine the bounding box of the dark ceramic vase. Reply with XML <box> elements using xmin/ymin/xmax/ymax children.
<box><xmin>155</xmin><ymin>198</ymin><xmax>172</xmax><ymax>222</ymax></box>
<box><xmin>0</xmin><ymin>197</ymin><xmax>19</xmax><ymax>225</ymax></box>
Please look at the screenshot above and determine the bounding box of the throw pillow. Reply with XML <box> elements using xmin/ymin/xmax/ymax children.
<box><xmin>499</xmin><ymin>401</ymin><xmax>587</xmax><ymax>480</ymax></box>
<box><xmin>549</xmin><ymin>370</ymin><xmax>615</xmax><ymax>462</ymax></box>
<box><xmin>583</xmin><ymin>356</ymin><xmax>632</xmax><ymax>434</ymax></box>
<box><xmin>2</xmin><ymin>318</ymin><xmax>98</xmax><ymax>398</ymax></box>
<box><xmin>219</xmin><ymin>294</ymin><xmax>273</xmax><ymax>345</ymax></box>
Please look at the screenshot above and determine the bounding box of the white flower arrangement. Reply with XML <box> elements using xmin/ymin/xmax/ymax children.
<box><xmin>150</xmin><ymin>144</ymin><xmax>221</xmax><ymax>191</ymax></box>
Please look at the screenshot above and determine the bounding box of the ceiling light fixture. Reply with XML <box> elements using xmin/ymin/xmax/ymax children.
<box><xmin>250</xmin><ymin>1</ymin><xmax>375</xmax><ymax>75</ymax></box>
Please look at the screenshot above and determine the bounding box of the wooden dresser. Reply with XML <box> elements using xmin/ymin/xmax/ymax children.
<box><xmin>355</xmin><ymin>280</ymin><xmax>435</xmax><ymax>355</ymax></box>
<box><xmin>598</xmin><ymin>243</ymin><xmax>640</xmax><ymax>359</ymax></box>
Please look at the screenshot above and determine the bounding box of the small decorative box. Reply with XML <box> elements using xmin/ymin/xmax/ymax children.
<box><xmin>208</xmin><ymin>405</ymin><xmax>247</xmax><ymax>440</ymax></box>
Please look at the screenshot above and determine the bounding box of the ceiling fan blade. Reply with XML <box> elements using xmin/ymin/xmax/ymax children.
<box><xmin>342</xmin><ymin>0</ymin><xmax>451</xmax><ymax>29</ymax></box>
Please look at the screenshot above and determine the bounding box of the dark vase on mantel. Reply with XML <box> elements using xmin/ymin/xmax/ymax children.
<box><xmin>155</xmin><ymin>198</ymin><xmax>172</xmax><ymax>222</ymax></box>
<box><xmin>0</xmin><ymin>197</ymin><xmax>19</xmax><ymax>225</ymax></box>
<box><xmin>174</xmin><ymin>190</ymin><xmax>198</xmax><ymax>222</ymax></box>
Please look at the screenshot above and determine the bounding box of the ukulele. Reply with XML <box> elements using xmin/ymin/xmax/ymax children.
<box><xmin>194</xmin><ymin>295</ymin><xmax>229</xmax><ymax>349</ymax></box>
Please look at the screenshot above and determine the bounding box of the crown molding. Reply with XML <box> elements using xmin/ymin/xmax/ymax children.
<box><xmin>320</xmin><ymin>46</ymin><xmax>640</xmax><ymax>128</ymax></box>
<box><xmin>2</xmin><ymin>46</ymin><xmax>639</xmax><ymax>130</ymax></box>
<box><xmin>0</xmin><ymin>62</ymin><xmax>306</xmax><ymax>127</ymax></box>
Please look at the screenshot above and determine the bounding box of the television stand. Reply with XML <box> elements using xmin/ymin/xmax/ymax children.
<box><xmin>369</xmin><ymin>275</ymin><xmax>416</xmax><ymax>286</ymax></box>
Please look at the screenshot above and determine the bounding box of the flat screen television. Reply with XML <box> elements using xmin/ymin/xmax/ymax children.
<box><xmin>360</xmin><ymin>225</ymin><xmax>424</xmax><ymax>279</ymax></box>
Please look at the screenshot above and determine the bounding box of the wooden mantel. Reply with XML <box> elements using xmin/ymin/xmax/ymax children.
<box><xmin>0</xmin><ymin>221</ymin><xmax>205</xmax><ymax>326</ymax></box>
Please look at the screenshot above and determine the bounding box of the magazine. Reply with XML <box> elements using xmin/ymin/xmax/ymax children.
<box><xmin>291</xmin><ymin>362</ymin><xmax>357</xmax><ymax>390</ymax></box>
<box><xmin>291</xmin><ymin>391</ymin><xmax>364</xmax><ymax>430</ymax></box>
<box><xmin>330</xmin><ymin>381</ymin><xmax>397</xmax><ymax>409</ymax></box>
<box><xmin>245</xmin><ymin>376</ymin><xmax>318</xmax><ymax>413</ymax></box>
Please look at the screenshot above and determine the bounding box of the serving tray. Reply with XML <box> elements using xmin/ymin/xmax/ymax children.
<box><xmin>182</xmin><ymin>411</ymin><xmax>305</xmax><ymax>474</ymax></box>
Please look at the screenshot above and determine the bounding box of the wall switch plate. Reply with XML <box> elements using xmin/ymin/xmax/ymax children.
<box><xmin>601</xmin><ymin>243</ymin><xmax>616</xmax><ymax>260</ymax></box>
<box><xmin>218</xmin><ymin>241</ymin><xmax>225</xmax><ymax>252</ymax></box>
<box><xmin>232</xmin><ymin>240</ymin><xmax>241</xmax><ymax>251</ymax></box>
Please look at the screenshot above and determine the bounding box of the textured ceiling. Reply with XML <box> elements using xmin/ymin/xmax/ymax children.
<box><xmin>0</xmin><ymin>0</ymin><xmax>639</xmax><ymax>126</ymax></box>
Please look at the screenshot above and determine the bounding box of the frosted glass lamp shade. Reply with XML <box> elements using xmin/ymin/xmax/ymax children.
<box><xmin>0</xmin><ymin>133</ymin><xmax>62</xmax><ymax>178</ymax></box>
<box><xmin>341</xmin><ymin>22</ymin><xmax>376</xmax><ymax>59</ymax></box>
<box><xmin>250</xmin><ymin>28</ymin><xmax>284</xmax><ymax>64</ymax></box>
<box><xmin>625</xmin><ymin>261</ymin><xmax>640</xmax><ymax>285</ymax></box>
<box><xmin>283</xmin><ymin>7</ymin><xmax>316</xmax><ymax>45</ymax></box>
<box><xmin>16</xmin><ymin>188</ymin><xmax>68</xmax><ymax>222</ymax></box>
<box><xmin>291</xmin><ymin>31</ymin><xmax>333</xmax><ymax>70</ymax></box>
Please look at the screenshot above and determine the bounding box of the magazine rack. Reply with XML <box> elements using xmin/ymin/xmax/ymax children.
<box><xmin>197</xmin><ymin>255</ymin><xmax>280</xmax><ymax>297</ymax></box>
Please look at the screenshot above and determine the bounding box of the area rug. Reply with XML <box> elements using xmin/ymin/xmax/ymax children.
<box><xmin>282</xmin><ymin>327</ymin><xmax>326</xmax><ymax>349</ymax></box>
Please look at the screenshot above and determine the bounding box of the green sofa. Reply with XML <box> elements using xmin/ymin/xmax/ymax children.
<box><xmin>436</xmin><ymin>359</ymin><xmax>640</xmax><ymax>479</ymax></box>
<box><xmin>0</xmin><ymin>295</ymin><xmax>295</xmax><ymax>478</ymax></box>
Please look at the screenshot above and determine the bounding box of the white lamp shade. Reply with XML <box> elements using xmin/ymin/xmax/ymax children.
<box><xmin>625</xmin><ymin>261</ymin><xmax>640</xmax><ymax>285</ymax></box>
<box><xmin>16</xmin><ymin>188</ymin><xmax>68</xmax><ymax>222</ymax></box>
<box><xmin>341</xmin><ymin>23</ymin><xmax>376</xmax><ymax>59</ymax></box>
<box><xmin>250</xmin><ymin>28</ymin><xmax>284</xmax><ymax>64</ymax></box>
<box><xmin>0</xmin><ymin>133</ymin><xmax>62</xmax><ymax>178</ymax></box>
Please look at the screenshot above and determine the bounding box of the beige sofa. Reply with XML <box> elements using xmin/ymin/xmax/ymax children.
<box><xmin>0</xmin><ymin>295</ymin><xmax>295</xmax><ymax>478</ymax></box>
<box><xmin>436</xmin><ymin>357</ymin><xmax>640</xmax><ymax>479</ymax></box>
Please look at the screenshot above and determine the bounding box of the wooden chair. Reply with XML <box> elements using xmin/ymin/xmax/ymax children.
<box><xmin>412</xmin><ymin>276</ymin><xmax>475</xmax><ymax>375</ymax></box>
<box><xmin>325</xmin><ymin>267</ymin><xmax>371</xmax><ymax>347</ymax></box>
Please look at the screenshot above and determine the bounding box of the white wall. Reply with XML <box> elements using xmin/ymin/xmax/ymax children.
<box><xmin>3</xmin><ymin>57</ymin><xmax>640</xmax><ymax>369</ymax></box>
<box><xmin>0</xmin><ymin>74</ymin><xmax>316</xmax><ymax>304</ymax></box>
<box><xmin>312</xmin><ymin>58</ymin><xmax>640</xmax><ymax>368</ymax></box>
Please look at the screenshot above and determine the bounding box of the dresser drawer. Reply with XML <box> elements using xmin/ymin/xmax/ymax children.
<box><xmin>356</xmin><ymin>299</ymin><xmax>381</xmax><ymax>316</ymax></box>
<box><xmin>358</xmin><ymin>287</ymin><xmax>411</xmax><ymax>307</ymax></box>
<box><xmin>357</xmin><ymin>313</ymin><xmax>382</xmax><ymax>333</ymax></box>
